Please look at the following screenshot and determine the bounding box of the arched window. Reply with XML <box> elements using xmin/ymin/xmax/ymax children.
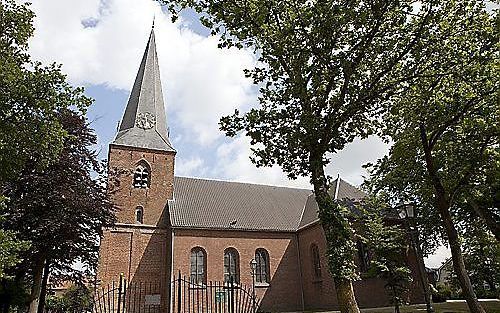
<box><xmin>190</xmin><ymin>247</ymin><xmax>206</xmax><ymax>285</ymax></box>
<box><xmin>135</xmin><ymin>206</ymin><xmax>144</xmax><ymax>224</ymax></box>
<box><xmin>224</xmin><ymin>248</ymin><xmax>240</xmax><ymax>284</ymax></box>
<box><xmin>357</xmin><ymin>240</ymin><xmax>370</xmax><ymax>272</ymax></box>
<box><xmin>255</xmin><ymin>248</ymin><xmax>270</xmax><ymax>284</ymax></box>
<box><xmin>311</xmin><ymin>244</ymin><xmax>322</xmax><ymax>279</ymax></box>
<box><xmin>133</xmin><ymin>162</ymin><xmax>150</xmax><ymax>188</ymax></box>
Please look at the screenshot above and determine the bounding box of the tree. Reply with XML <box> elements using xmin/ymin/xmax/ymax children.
<box><xmin>356</xmin><ymin>198</ymin><xmax>413</xmax><ymax>313</ymax></box>
<box><xmin>365</xmin><ymin>2</ymin><xmax>498</xmax><ymax>313</ymax></box>
<box><xmin>0</xmin><ymin>0</ymin><xmax>91</xmax><ymax>183</ymax></box>
<box><xmin>1</xmin><ymin>109</ymin><xmax>115</xmax><ymax>313</ymax></box>
<box><xmin>161</xmin><ymin>0</ymin><xmax>438</xmax><ymax>311</ymax></box>
<box><xmin>0</xmin><ymin>197</ymin><xmax>29</xmax><ymax>280</ymax></box>
<box><xmin>0</xmin><ymin>2</ymin><xmax>111</xmax><ymax>312</ymax></box>
<box><xmin>451</xmin><ymin>219</ymin><xmax>499</xmax><ymax>297</ymax></box>
<box><xmin>45</xmin><ymin>283</ymin><xmax>93</xmax><ymax>313</ymax></box>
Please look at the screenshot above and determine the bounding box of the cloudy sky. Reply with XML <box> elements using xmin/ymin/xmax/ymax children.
<box><xmin>28</xmin><ymin>0</ymin><xmax>449</xmax><ymax>267</ymax></box>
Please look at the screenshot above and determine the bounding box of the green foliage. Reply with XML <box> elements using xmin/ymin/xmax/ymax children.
<box><xmin>3</xmin><ymin>109</ymin><xmax>116</xmax><ymax>279</ymax></box>
<box><xmin>356</xmin><ymin>197</ymin><xmax>413</xmax><ymax>310</ymax></box>
<box><xmin>0</xmin><ymin>0</ymin><xmax>92</xmax><ymax>182</ymax></box>
<box><xmin>0</xmin><ymin>197</ymin><xmax>30</xmax><ymax>279</ymax></box>
<box><xmin>161</xmin><ymin>0</ymin><xmax>440</xmax><ymax>287</ymax></box>
<box><xmin>446</xmin><ymin>227</ymin><xmax>500</xmax><ymax>298</ymax></box>
<box><xmin>364</xmin><ymin>2</ymin><xmax>498</xmax><ymax>311</ymax></box>
<box><xmin>364</xmin><ymin>0</ymin><xmax>499</xmax><ymax>255</ymax></box>
<box><xmin>433</xmin><ymin>283</ymin><xmax>454</xmax><ymax>302</ymax></box>
<box><xmin>46</xmin><ymin>284</ymin><xmax>93</xmax><ymax>313</ymax></box>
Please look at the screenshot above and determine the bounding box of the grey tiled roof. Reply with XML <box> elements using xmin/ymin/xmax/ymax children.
<box><xmin>169</xmin><ymin>177</ymin><xmax>312</xmax><ymax>232</ymax></box>
<box><xmin>113</xmin><ymin>28</ymin><xmax>175</xmax><ymax>152</ymax></box>
<box><xmin>298</xmin><ymin>178</ymin><xmax>367</xmax><ymax>228</ymax></box>
<box><xmin>168</xmin><ymin>176</ymin><xmax>367</xmax><ymax>232</ymax></box>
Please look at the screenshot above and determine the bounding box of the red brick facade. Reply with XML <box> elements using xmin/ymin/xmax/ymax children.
<box><xmin>97</xmin><ymin>144</ymin><xmax>425</xmax><ymax>312</ymax></box>
<box><xmin>97</xmin><ymin>145</ymin><xmax>175</xmax><ymax>310</ymax></box>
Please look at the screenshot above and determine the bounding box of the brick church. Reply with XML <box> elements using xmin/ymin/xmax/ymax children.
<box><xmin>97</xmin><ymin>27</ymin><xmax>425</xmax><ymax>312</ymax></box>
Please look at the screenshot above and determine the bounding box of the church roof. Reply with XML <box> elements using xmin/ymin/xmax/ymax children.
<box><xmin>113</xmin><ymin>28</ymin><xmax>175</xmax><ymax>152</ymax></box>
<box><xmin>298</xmin><ymin>178</ymin><xmax>367</xmax><ymax>229</ymax></box>
<box><xmin>168</xmin><ymin>176</ymin><xmax>367</xmax><ymax>232</ymax></box>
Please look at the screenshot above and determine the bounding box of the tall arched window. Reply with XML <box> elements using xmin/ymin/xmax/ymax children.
<box><xmin>357</xmin><ymin>240</ymin><xmax>370</xmax><ymax>272</ymax></box>
<box><xmin>190</xmin><ymin>247</ymin><xmax>206</xmax><ymax>285</ymax></box>
<box><xmin>255</xmin><ymin>248</ymin><xmax>270</xmax><ymax>283</ymax></box>
<box><xmin>133</xmin><ymin>162</ymin><xmax>150</xmax><ymax>188</ymax></box>
<box><xmin>311</xmin><ymin>244</ymin><xmax>322</xmax><ymax>279</ymax></box>
<box><xmin>224</xmin><ymin>248</ymin><xmax>240</xmax><ymax>284</ymax></box>
<box><xmin>135</xmin><ymin>206</ymin><xmax>144</xmax><ymax>224</ymax></box>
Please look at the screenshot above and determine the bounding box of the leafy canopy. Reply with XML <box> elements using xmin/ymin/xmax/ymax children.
<box><xmin>365</xmin><ymin>0</ymin><xmax>499</xmax><ymax>253</ymax></box>
<box><xmin>0</xmin><ymin>0</ymin><xmax>92</xmax><ymax>182</ymax></box>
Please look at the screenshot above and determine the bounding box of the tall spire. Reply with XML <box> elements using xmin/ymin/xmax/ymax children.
<box><xmin>113</xmin><ymin>27</ymin><xmax>175</xmax><ymax>152</ymax></box>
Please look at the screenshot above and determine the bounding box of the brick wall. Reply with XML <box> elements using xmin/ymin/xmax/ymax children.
<box><xmin>171</xmin><ymin>228</ymin><xmax>304</xmax><ymax>312</ymax></box>
<box><xmin>97</xmin><ymin>145</ymin><xmax>175</xmax><ymax>311</ymax></box>
<box><xmin>298</xmin><ymin>222</ymin><xmax>426</xmax><ymax>310</ymax></box>
<box><xmin>106</xmin><ymin>145</ymin><xmax>175</xmax><ymax>226</ymax></box>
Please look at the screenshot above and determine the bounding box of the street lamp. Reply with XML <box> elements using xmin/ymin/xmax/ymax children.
<box><xmin>250</xmin><ymin>259</ymin><xmax>257</xmax><ymax>313</ymax></box>
<box><xmin>402</xmin><ymin>204</ymin><xmax>434</xmax><ymax>313</ymax></box>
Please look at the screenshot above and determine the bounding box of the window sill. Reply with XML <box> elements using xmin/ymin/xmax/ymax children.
<box><xmin>254</xmin><ymin>282</ymin><xmax>270</xmax><ymax>288</ymax></box>
<box><xmin>188</xmin><ymin>285</ymin><xmax>207</xmax><ymax>290</ymax></box>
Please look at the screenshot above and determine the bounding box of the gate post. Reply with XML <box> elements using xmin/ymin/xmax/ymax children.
<box><xmin>117</xmin><ymin>273</ymin><xmax>123</xmax><ymax>313</ymax></box>
<box><xmin>177</xmin><ymin>271</ymin><xmax>181</xmax><ymax>313</ymax></box>
<box><xmin>230</xmin><ymin>276</ymin><xmax>235</xmax><ymax>313</ymax></box>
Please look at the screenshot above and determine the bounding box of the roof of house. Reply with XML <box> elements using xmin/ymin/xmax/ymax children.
<box><xmin>113</xmin><ymin>28</ymin><xmax>175</xmax><ymax>152</ymax></box>
<box><xmin>168</xmin><ymin>176</ymin><xmax>367</xmax><ymax>232</ymax></box>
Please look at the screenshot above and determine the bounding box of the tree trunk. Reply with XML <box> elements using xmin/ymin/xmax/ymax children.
<box><xmin>469</xmin><ymin>200</ymin><xmax>500</xmax><ymax>242</ymax></box>
<box><xmin>419</xmin><ymin>126</ymin><xmax>485</xmax><ymax>313</ymax></box>
<box><xmin>28</xmin><ymin>257</ymin><xmax>46</xmax><ymax>313</ymax></box>
<box><xmin>37</xmin><ymin>259</ymin><xmax>50</xmax><ymax>313</ymax></box>
<box><xmin>335</xmin><ymin>278</ymin><xmax>361</xmax><ymax>313</ymax></box>
<box><xmin>309</xmin><ymin>150</ymin><xmax>360</xmax><ymax>313</ymax></box>
<box><xmin>438</xmin><ymin>196</ymin><xmax>485</xmax><ymax>313</ymax></box>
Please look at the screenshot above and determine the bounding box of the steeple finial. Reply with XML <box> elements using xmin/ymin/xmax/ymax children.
<box><xmin>152</xmin><ymin>15</ymin><xmax>155</xmax><ymax>29</ymax></box>
<box><xmin>112</xmin><ymin>28</ymin><xmax>175</xmax><ymax>152</ymax></box>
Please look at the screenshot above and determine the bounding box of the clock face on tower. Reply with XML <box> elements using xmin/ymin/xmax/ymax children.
<box><xmin>136</xmin><ymin>112</ymin><xmax>156</xmax><ymax>130</ymax></box>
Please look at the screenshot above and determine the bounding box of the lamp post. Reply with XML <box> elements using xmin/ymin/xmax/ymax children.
<box><xmin>403</xmin><ymin>204</ymin><xmax>434</xmax><ymax>313</ymax></box>
<box><xmin>250</xmin><ymin>259</ymin><xmax>257</xmax><ymax>313</ymax></box>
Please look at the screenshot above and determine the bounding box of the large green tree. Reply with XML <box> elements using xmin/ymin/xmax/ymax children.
<box><xmin>2</xmin><ymin>109</ymin><xmax>115</xmax><ymax>313</ymax></box>
<box><xmin>1</xmin><ymin>2</ymin><xmax>101</xmax><ymax>312</ymax></box>
<box><xmin>162</xmin><ymin>0</ymin><xmax>440</xmax><ymax>311</ymax></box>
<box><xmin>0</xmin><ymin>0</ymin><xmax>91</xmax><ymax>183</ymax></box>
<box><xmin>365</xmin><ymin>2</ymin><xmax>498</xmax><ymax>313</ymax></box>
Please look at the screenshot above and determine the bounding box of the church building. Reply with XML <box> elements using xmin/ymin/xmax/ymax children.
<box><xmin>97</xmin><ymin>27</ymin><xmax>425</xmax><ymax>312</ymax></box>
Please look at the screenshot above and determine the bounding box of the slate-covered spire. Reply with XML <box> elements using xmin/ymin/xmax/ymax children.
<box><xmin>113</xmin><ymin>27</ymin><xmax>175</xmax><ymax>152</ymax></box>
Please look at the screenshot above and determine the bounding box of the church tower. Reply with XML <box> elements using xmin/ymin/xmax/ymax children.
<box><xmin>97</xmin><ymin>26</ymin><xmax>174</xmax><ymax>306</ymax></box>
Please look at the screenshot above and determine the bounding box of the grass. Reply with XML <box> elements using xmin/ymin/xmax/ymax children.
<box><xmin>356</xmin><ymin>301</ymin><xmax>500</xmax><ymax>313</ymax></box>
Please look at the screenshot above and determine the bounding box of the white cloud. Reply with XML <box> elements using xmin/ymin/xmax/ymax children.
<box><xmin>28</xmin><ymin>0</ymin><xmax>256</xmax><ymax>147</ymax></box>
<box><xmin>213</xmin><ymin>136</ymin><xmax>311</xmax><ymax>188</ymax></box>
<box><xmin>27</xmin><ymin>0</ymin><xmax>388</xmax><ymax>189</ymax></box>
<box><xmin>176</xmin><ymin>156</ymin><xmax>204</xmax><ymax>177</ymax></box>
<box><xmin>425</xmin><ymin>245</ymin><xmax>451</xmax><ymax>268</ymax></box>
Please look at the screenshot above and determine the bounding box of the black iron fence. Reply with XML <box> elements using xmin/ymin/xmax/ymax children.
<box><xmin>171</xmin><ymin>272</ymin><xmax>258</xmax><ymax>313</ymax></box>
<box><xmin>84</xmin><ymin>273</ymin><xmax>259</xmax><ymax>313</ymax></box>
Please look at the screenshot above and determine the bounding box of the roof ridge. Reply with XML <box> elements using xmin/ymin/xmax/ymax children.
<box><xmin>174</xmin><ymin>175</ymin><xmax>312</xmax><ymax>191</ymax></box>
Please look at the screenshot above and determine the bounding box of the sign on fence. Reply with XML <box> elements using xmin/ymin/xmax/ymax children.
<box><xmin>215</xmin><ymin>290</ymin><xmax>226</xmax><ymax>303</ymax></box>
<box><xmin>144</xmin><ymin>294</ymin><xmax>161</xmax><ymax>305</ymax></box>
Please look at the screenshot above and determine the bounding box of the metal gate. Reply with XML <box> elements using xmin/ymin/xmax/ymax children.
<box><xmin>92</xmin><ymin>276</ymin><xmax>166</xmax><ymax>313</ymax></box>
<box><xmin>89</xmin><ymin>273</ymin><xmax>258</xmax><ymax>313</ymax></box>
<box><xmin>171</xmin><ymin>272</ymin><xmax>259</xmax><ymax>313</ymax></box>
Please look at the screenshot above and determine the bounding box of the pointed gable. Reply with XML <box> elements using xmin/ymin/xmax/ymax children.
<box><xmin>113</xmin><ymin>28</ymin><xmax>175</xmax><ymax>152</ymax></box>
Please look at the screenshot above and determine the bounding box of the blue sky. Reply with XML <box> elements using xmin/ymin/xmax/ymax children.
<box><xmin>27</xmin><ymin>0</ymin><xmax>449</xmax><ymax>267</ymax></box>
